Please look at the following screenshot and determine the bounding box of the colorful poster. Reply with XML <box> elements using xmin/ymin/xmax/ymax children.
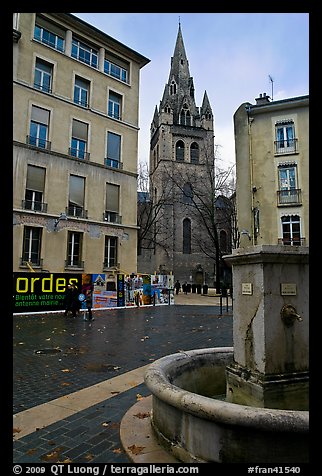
<box><xmin>13</xmin><ymin>272</ymin><xmax>82</xmax><ymax>312</ymax></box>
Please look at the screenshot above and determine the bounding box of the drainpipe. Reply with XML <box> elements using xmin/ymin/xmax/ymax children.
<box><xmin>247</xmin><ymin>107</ymin><xmax>255</xmax><ymax>245</ymax></box>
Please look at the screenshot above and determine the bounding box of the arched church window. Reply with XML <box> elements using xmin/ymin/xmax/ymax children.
<box><xmin>183</xmin><ymin>218</ymin><xmax>191</xmax><ymax>254</ymax></box>
<box><xmin>170</xmin><ymin>81</ymin><xmax>177</xmax><ymax>95</ymax></box>
<box><xmin>176</xmin><ymin>140</ymin><xmax>184</xmax><ymax>161</ymax></box>
<box><xmin>190</xmin><ymin>142</ymin><xmax>199</xmax><ymax>163</ymax></box>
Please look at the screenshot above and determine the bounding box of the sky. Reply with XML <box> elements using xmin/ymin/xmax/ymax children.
<box><xmin>72</xmin><ymin>12</ymin><xmax>309</xmax><ymax>169</ymax></box>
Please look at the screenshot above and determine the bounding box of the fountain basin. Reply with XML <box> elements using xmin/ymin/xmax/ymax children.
<box><xmin>144</xmin><ymin>347</ymin><xmax>309</xmax><ymax>463</ymax></box>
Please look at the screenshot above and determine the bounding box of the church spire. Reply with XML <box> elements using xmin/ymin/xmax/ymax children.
<box><xmin>168</xmin><ymin>22</ymin><xmax>190</xmax><ymax>84</ymax></box>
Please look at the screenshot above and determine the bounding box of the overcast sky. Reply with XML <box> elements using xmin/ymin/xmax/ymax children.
<box><xmin>72</xmin><ymin>12</ymin><xmax>309</xmax><ymax>169</ymax></box>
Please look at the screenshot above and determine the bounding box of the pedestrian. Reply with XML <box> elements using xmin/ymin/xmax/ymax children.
<box><xmin>85</xmin><ymin>285</ymin><xmax>94</xmax><ymax>321</ymax></box>
<box><xmin>64</xmin><ymin>284</ymin><xmax>79</xmax><ymax>317</ymax></box>
<box><xmin>174</xmin><ymin>280</ymin><xmax>181</xmax><ymax>295</ymax></box>
<box><xmin>182</xmin><ymin>281</ymin><xmax>188</xmax><ymax>295</ymax></box>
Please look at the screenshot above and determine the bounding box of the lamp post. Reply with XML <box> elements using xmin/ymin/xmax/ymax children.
<box><xmin>54</xmin><ymin>212</ymin><xmax>68</xmax><ymax>230</ymax></box>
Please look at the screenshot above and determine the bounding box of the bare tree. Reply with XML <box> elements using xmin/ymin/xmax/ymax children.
<box><xmin>137</xmin><ymin>160</ymin><xmax>173</xmax><ymax>256</ymax></box>
<box><xmin>162</xmin><ymin>145</ymin><xmax>237</xmax><ymax>291</ymax></box>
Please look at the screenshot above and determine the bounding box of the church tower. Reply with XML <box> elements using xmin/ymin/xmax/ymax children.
<box><xmin>145</xmin><ymin>23</ymin><xmax>215</xmax><ymax>284</ymax></box>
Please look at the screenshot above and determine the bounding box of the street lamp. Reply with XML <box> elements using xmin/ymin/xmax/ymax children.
<box><xmin>54</xmin><ymin>212</ymin><xmax>68</xmax><ymax>230</ymax></box>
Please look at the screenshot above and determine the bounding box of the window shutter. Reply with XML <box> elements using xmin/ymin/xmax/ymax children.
<box><xmin>27</xmin><ymin>165</ymin><xmax>45</xmax><ymax>192</ymax></box>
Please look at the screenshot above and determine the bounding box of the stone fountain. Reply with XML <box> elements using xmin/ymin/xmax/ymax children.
<box><xmin>142</xmin><ymin>245</ymin><xmax>309</xmax><ymax>463</ymax></box>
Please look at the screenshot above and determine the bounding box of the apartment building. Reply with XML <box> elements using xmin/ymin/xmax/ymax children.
<box><xmin>233</xmin><ymin>93</ymin><xmax>309</xmax><ymax>248</ymax></box>
<box><xmin>13</xmin><ymin>13</ymin><xmax>150</xmax><ymax>274</ymax></box>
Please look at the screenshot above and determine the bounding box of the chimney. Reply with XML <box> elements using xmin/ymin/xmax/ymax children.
<box><xmin>255</xmin><ymin>92</ymin><xmax>271</xmax><ymax>105</ymax></box>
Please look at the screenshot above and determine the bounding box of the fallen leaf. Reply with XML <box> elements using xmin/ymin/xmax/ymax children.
<box><xmin>136</xmin><ymin>393</ymin><xmax>143</xmax><ymax>400</ymax></box>
<box><xmin>113</xmin><ymin>448</ymin><xmax>123</xmax><ymax>454</ymax></box>
<box><xmin>102</xmin><ymin>421</ymin><xmax>110</xmax><ymax>427</ymax></box>
<box><xmin>133</xmin><ymin>412</ymin><xmax>150</xmax><ymax>419</ymax></box>
<box><xmin>61</xmin><ymin>369</ymin><xmax>71</xmax><ymax>373</ymax></box>
<box><xmin>128</xmin><ymin>444</ymin><xmax>145</xmax><ymax>455</ymax></box>
<box><xmin>85</xmin><ymin>453</ymin><xmax>94</xmax><ymax>461</ymax></box>
<box><xmin>110</xmin><ymin>391</ymin><xmax>120</xmax><ymax>395</ymax></box>
<box><xmin>13</xmin><ymin>428</ymin><xmax>21</xmax><ymax>435</ymax></box>
<box><xmin>26</xmin><ymin>448</ymin><xmax>37</xmax><ymax>455</ymax></box>
<box><xmin>61</xmin><ymin>382</ymin><xmax>72</xmax><ymax>386</ymax></box>
<box><xmin>60</xmin><ymin>457</ymin><xmax>73</xmax><ymax>463</ymax></box>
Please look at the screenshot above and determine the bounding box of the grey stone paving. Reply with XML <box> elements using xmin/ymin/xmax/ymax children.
<box><xmin>13</xmin><ymin>304</ymin><xmax>233</xmax><ymax>463</ymax></box>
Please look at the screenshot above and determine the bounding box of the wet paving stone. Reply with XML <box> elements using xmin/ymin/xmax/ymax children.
<box><xmin>13</xmin><ymin>304</ymin><xmax>233</xmax><ymax>463</ymax></box>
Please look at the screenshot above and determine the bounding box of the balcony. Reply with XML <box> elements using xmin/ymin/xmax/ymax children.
<box><xmin>66</xmin><ymin>205</ymin><xmax>88</xmax><ymax>219</ymax></box>
<box><xmin>103</xmin><ymin>260</ymin><xmax>119</xmax><ymax>270</ymax></box>
<box><xmin>103</xmin><ymin>211</ymin><xmax>122</xmax><ymax>224</ymax></box>
<box><xmin>105</xmin><ymin>158</ymin><xmax>122</xmax><ymax>169</ymax></box>
<box><xmin>65</xmin><ymin>260</ymin><xmax>84</xmax><ymax>270</ymax></box>
<box><xmin>68</xmin><ymin>147</ymin><xmax>90</xmax><ymax>161</ymax></box>
<box><xmin>274</xmin><ymin>138</ymin><xmax>298</xmax><ymax>155</ymax></box>
<box><xmin>22</xmin><ymin>199</ymin><xmax>48</xmax><ymax>213</ymax></box>
<box><xmin>26</xmin><ymin>135</ymin><xmax>51</xmax><ymax>151</ymax></box>
<box><xmin>278</xmin><ymin>237</ymin><xmax>305</xmax><ymax>246</ymax></box>
<box><xmin>277</xmin><ymin>189</ymin><xmax>302</xmax><ymax>206</ymax></box>
<box><xmin>20</xmin><ymin>257</ymin><xmax>43</xmax><ymax>269</ymax></box>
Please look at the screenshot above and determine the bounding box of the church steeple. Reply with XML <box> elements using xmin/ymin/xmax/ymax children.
<box><xmin>160</xmin><ymin>23</ymin><xmax>198</xmax><ymax>126</ymax></box>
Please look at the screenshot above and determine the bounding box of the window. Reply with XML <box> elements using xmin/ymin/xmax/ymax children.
<box><xmin>278</xmin><ymin>164</ymin><xmax>300</xmax><ymax>205</ymax></box>
<box><xmin>176</xmin><ymin>140</ymin><xmax>184</xmax><ymax>161</ymax></box>
<box><xmin>180</xmin><ymin>104</ymin><xmax>191</xmax><ymax>126</ymax></box>
<box><xmin>70</xmin><ymin>119</ymin><xmax>89</xmax><ymax>159</ymax></box>
<box><xmin>68</xmin><ymin>175</ymin><xmax>86</xmax><ymax>218</ymax></box>
<box><xmin>74</xmin><ymin>76</ymin><xmax>89</xmax><ymax>107</ymax></box>
<box><xmin>106</xmin><ymin>132</ymin><xmax>121</xmax><ymax>168</ymax></box>
<box><xmin>71</xmin><ymin>38</ymin><xmax>98</xmax><ymax>68</ymax></box>
<box><xmin>108</xmin><ymin>91</ymin><xmax>122</xmax><ymax>120</ymax></box>
<box><xmin>24</xmin><ymin>165</ymin><xmax>46</xmax><ymax>212</ymax></box>
<box><xmin>105</xmin><ymin>183</ymin><xmax>120</xmax><ymax>223</ymax></box>
<box><xmin>104</xmin><ymin>55</ymin><xmax>128</xmax><ymax>83</ymax></box>
<box><xmin>22</xmin><ymin>226</ymin><xmax>42</xmax><ymax>265</ymax></box>
<box><xmin>183</xmin><ymin>183</ymin><xmax>193</xmax><ymax>204</ymax></box>
<box><xmin>190</xmin><ymin>142</ymin><xmax>199</xmax><ymax>163</ymax></box>
<box><xmin>104</xmin><ymin>236</ymin><xmax>118</xmax><ymax>268</ymax></box>
<box><xmin>275</xmin><ymin>121</ymin><xmax>297</xmax><ymax>154</ymax></box>
<box><xmin>183</xmin><ymin>218</ymin><xmax>191</xmax><ymax>254</ymax></box>
<box><xmin>29</xmin><ymin>105</ymin><xmax>50</xmax><ymax>149</ymax></box>
<box><xmin>170</xmin><ymin>80</ymin><xmax>177</xmax><ymax>95</ymax></box>
<box><xmin>34</xmin><ymin>58</ymin><xmax>53</xmax><ymax>93</ymax></box>
<box><xmin>281</xmin><ymin>215</ymin><xmax>301</xmax><ymax>245</ymax></box>
<box><xmin>67</xmin><ymin>231</ymin><xmax>83</xmax><ymax>267</ymax></box>
<box><xmin>34</xmin><ymin>19</ymin><xmax>65</xmax><ymax>52</ymax></box>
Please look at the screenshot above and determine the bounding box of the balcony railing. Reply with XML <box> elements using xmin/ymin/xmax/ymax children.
<box><xmin>277</xmin><ymin>189</ymin><xmax>302</xmax><ymax>206</ymax></box>
<box><xmin>278</xmin><ymin>237</ymin><xmax>305</xmax><ymax>246</ymax></box>
<box><xmin>68</xmin><ymin>147</ymin><xmax>90</xmax><ymax>161</ymax></box>
<box><xmin>34</xmin><ymin>82</ymin><xmax>52</xmax><ymax>94</ymax></box>
<box><xmin>65</xmin><ymin>260</ymin><xmax>84</xmax><ymax>270</ymax></box>
<box><xmin>274</xmin><ymin>138</ymin><xmax>298</xmax><ymax>155</ymax></box>
<box><xmin>105</xmin><ymin>158</ymin><xmax>122</xmax><ymax>169</ymax></box>
<box><xmin>103</xmin><ymin>260</ymin><xmax>119</xmax><ymax>270</ymax></box>
<box><xmin>66</xmin><ymin>205</ymin><xmax>88</xmax><ymax>219</ymax></box>
<box><xmin>20</xmin><ymin>257</ymin><xmax>43</xmax><ymax>268</ymax></box>
<box><xmin>103</xmin><ymin>211</ymin><xmax>122</xmax><ymax>224</ymax></box>
<box><xmin>22</xmin><ymin>199</ymin><xmax>48</xmax><ymax>212</ymax></box>
<box><xmin>26</xmin><ymin>135</ymin><xmax>51</xmax><ymax>150</ymax></box>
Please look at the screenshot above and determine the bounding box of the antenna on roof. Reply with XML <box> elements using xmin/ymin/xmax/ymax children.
<box><xmin>179</xmin><ymin>16</ymin><xmax>181</xmax><ymax>28</ymax></box>
<box><xmin>268</xmin><ymin>75</ymin><xmax>274</xmax><ymax>101</ymax></box>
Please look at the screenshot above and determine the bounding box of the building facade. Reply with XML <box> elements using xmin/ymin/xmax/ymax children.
<box><xmin>13</xmin><ymin>13</ymin><xmax>149</xmax><ymax>275</ymax></box>
<box><xmin>234</xmin><ymin>93</ymin><xmax>309</xmax><ymax>248</ymax></box>
<box><xmin>138</xmin><ymin>24</ymin><xmax>227</xmax><ymax>285</ymax></box>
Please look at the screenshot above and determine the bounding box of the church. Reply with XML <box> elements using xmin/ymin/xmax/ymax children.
<box><xmin>138</xmin><ymin>23</ymin><xmax>232</xmax><ymax>287</ymax></box>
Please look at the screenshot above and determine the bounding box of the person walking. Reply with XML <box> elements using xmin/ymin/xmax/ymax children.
<box><xmin>182</xmin><ymin>281</ymin><xmax>188</xmax><ymax>295</ymax></box>
<box><xmin>174</xmin><ymin>280</ymin><xmax>181</xmax><ymax>295</ymax></box>
<box><xmin>85</xmin><ymin>285</ymin><xmax>94</xmax><ymax>321</ymax></box>
<box><xmin>64</xmin><ymin>283</ymin><xmax>79</xmax><ymax>317</ymax></box>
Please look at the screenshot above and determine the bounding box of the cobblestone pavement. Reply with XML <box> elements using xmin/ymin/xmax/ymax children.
<box><xmin>13</xmin><ymin>301</ymin><xmax>233</xmax><ymax>464</ymax></box>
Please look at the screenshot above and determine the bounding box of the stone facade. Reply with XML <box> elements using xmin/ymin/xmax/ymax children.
<box><xmin>137</xmin><ymin>24</ymin><xmax>231</xmax><ymax>285</ymax></box>
<box><xmin>13</xmin><ymin>13</ymin><xmax>149</xmax><ymax>274</ymax></box>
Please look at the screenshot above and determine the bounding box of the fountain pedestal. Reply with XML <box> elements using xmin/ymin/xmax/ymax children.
<box><xmin>224</xmin><ymin>245</ymin><xmax>309</xmax><ymax>410</ymax></box>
